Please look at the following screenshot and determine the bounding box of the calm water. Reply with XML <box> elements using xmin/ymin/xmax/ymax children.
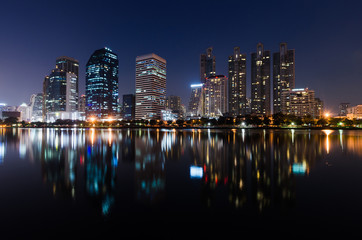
<box><xmin>1</xmin><ymin>128</ymin><xmax>362</xmax><ymax>238</ymax></box>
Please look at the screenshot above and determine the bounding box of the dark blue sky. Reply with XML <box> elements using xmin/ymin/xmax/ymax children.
<box><xmin>0</xmin><ymin>0</ymin><xmax>361</xmax><ymax>114</ymax></box>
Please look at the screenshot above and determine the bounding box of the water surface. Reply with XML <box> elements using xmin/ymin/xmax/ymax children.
<box><xmin>1</xmin><ymin>128</ymin><xmax>362</xmax><ymax>237</ymax></box>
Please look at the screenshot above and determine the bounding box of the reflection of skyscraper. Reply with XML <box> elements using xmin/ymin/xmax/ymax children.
<box><xmin>273</xmin><ymin>43</ymin><xmax>295</xmax><ymax>114</ymax></box>
<box><xmin>86</xmin><ymin>47</ymin><xmax>119</xmax><ymax>119</ymax></box>
<box><xmin>135</xmin><ymin>53</ymin><xmax>167</xmax><ymax>120</ymax></box>
<box><xmin>135</xmin><ymin>130</ymin><xmax>165</xmax><ymax>204</ymax></box>
<box><xmin>251</xmin><ymin>43</ymin><xmax>271</xmax><ymax>116</ymax></box>
<box><xmin>228</xmin><ymin>47</ymin><xmax>247</xmax><ymax>116</ymax></box>
<box><xmin>200</xmin><ymin>47</ymin><xmax>216</xmax><ymax>83</ymax></box>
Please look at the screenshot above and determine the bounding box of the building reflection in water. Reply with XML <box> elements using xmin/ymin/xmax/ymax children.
<box><xmin>1</xmin><ymin>128</ymin><xmax>362</xmax><ymax>217</ymax></box>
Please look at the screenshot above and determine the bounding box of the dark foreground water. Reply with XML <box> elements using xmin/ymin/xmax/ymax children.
<box><xmin>1</xmin><ymin>128</ymin><xmax>362</xmax><ymax>238</ymax></box>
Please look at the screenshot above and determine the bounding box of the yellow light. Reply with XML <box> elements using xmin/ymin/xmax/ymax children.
<box><xmin>89</xmin><ymin>117</ymin><xmax>96</xmax><ymax>123</ymax></box>
<box><xmin>325</xmin><ymin>113</ymin><xmax>330</xmax><ymax>118</ymax></box>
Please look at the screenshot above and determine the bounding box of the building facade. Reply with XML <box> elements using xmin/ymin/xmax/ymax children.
<box><xmin>273</xmin><ymin>43</ymin><xmax>295</xmax><ymax>114</ymax></box>
<box><xmin>122</xmin><ymin>94</ymin><xmax>135</xmax><ymax>120</ymax></box>
<box><xmin>204</xmin><ymin>75</ymin><xmax>228</xmax><ymax>118</ymax></box>
<box><xmin>187</xmin><ymin>84</ymin><xmax>204</xmax><ymax>117</ymax></box>
<box><xmin>135</xmin><ymin>53</ymin><xmax>167</xmax><ymax>120</ymax></box>
<box><xmin>85</xmin><ymin>47</ymin><xmax>119</xmax><ymax>119</ymax></box>
<box><xmin>251</xmin><ymin>43</ymin><xmax>271</xmax><ymax>116</ymax></box>
<box><xmin>281</xmin><ymin>88</ymin><xmax>320</xmax><ymax>118</ymax></box>
<box><xmin>347</xmin><ymin>105</ymin><xmax>362</xmax><ymax>119</ymax></box>
<box><xmin>228</xmin><ymin>47</ymin><xmax>247</xmax><ymax>116</ymax></box>
<box><xmin>29</xmin><ymin>93</ymin><xmax>43</xmax><ymax>122</ymax></box>
<box><xmin>200</xmin><ymin>47</ymin><xmax>216</xmax><ymax>83</ymax></box>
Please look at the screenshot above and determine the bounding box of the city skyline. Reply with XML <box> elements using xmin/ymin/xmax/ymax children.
<box><xmin>1</xmin><ymin>1</ymin><xmax>362</xmax><ymax>114</ymax></box>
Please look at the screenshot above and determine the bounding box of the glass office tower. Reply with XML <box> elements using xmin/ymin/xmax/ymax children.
<box><xmin>85</xmin><ymin>47</ymin><xmax>119</xmax><ymax>119</ymax></box>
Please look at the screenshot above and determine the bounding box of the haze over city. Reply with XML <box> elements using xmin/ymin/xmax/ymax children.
<box><xmin>1</xmin><ymin>0</ymin><xmax>362</xmax><ymax>114</ymax></box>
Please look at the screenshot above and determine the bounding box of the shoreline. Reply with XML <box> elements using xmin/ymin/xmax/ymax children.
<box><xmin>1</xmin><ymin>126</ymin><xmax>362</xmax><ymax>130</ymax></box>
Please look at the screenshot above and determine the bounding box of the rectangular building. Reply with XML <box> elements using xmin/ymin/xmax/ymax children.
<box><xmin>135</xmin><ymin>53</ymin><xmax>167</xmax><ymax>120</ymax></box>
<box><xmin>273</xmin><ymin>43</ymin><xmax>295</xmax><ymax>114</ymax></box>
<box><xmin>204</xmin><ymin>75</ymin><xmax>227</xmax><ymax>118</ymax></box>
<box><xmin>281</xmin><ymin>88</ymin><xmax>317</xmax><ymax>117</ymax></box>
<box><xmin>251</xmin><ymin>43</ymin><xmax>271</xmax><ymax>116</ymax></box>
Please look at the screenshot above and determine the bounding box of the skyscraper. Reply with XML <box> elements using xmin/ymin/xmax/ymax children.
<box><xmin>85</xmin><ymin>47</ymin><xmax>119</xmax><ymax>119</ymax></box>
<box><xmin>188</xmin><ymin>84</ymin><xmax>204</xmax><ymax>117</ymax></box>
<box><xmin>228</xmin><ymin>47</ymin><xmax>247</xmax><ymax>116</ymax></box>
<box><xmin>43</xmin><ymin>56</ymin><xmax>79</xmax><ymax>121</ymax></box>
<box><xmin>251</xmin><ymin>43</ymin><xmax>271</xmax><ymax>116</ymax></box>
<box><xmin>135</xmin><ymin>53</ymin><xmax>167</xmax><ymax>120</ymax></box>
<box><xmin>200</xmin><ymin>47</ymin><xmax>216</xmax><ymax>83</ymax></box>
<box><xmin>204</xmin><ymin>75</ymin><xmax>228</xmax><ymax>118</ymax></box>
<box><xmin>273</xmin><ymin>43</ymin><xmax>295</xmax><ymax>114</ymax></box>
<box><xmin>122</xmin><ymin>94</ymin><xmax>135</xmax><ymax>120</ymax></box>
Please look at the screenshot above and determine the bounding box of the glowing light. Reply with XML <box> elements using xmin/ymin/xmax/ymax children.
<box><xmin>322</xmin><ymin>129</ymin><xmax>333</xmax><ymax>154</ymax></box>
<box><xmin>190</xmin><ymin>166</ymin><xmax>203</xmax><ymax>179</ymax></box>
<box><xmin>89</xmin><ymin>117</ymin><xmax>96</xmax><ymax>123</ymax></box>
<box><xmin>325</xmin><ymin>113</ymin><xmax>330</xmax><ymax>118</ymax></box>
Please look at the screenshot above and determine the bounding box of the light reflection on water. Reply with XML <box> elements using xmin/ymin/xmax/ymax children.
<box><xmin>1</xmin><ymin>128</ymin><xmax>362</xmax><ymax>235</ymax></box>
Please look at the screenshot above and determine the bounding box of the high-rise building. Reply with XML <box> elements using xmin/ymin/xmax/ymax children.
<box><xmin>43</xmin><ymin>69</ymin><xmax>78</xmax><ymax>121</ymax></box>
<box><xmin>281</xmin><ymin>88</ymin><xmax>319</xmax><ymax>117</ymax></box>
<box><xmin>228</xmin><ymin>47</ymin><xmax>247</xmax><ymax>116</ymax></box>
<box><xmin>79</xmin><ymin>94</ymin><xmax>86</xmax><ymax>113</ymax></box>
<box><xmin>204</xmin><ymin>75</ymin><xmax>228</xmax><ymax>118</ymax></box>
<box><xmin>188</xmin><ymin>84</ymin><xmax>204</xmax><ymax>117</ymax></box>
<box><xmin>43</xmin><ymin>56</ymin><xmax>79</xmax><ymax>121</ymax></box>
<box><xmin>273</xmin><ymin>43</ymin><xmax>295</xmax><ymax>114</ymax></box>
<box><xmin>251</xmin><ymin>43</ymin><xmax>271</xmax><ymax>116</ymax></box>
<box><xmin>29</xmin><ymin>93</ymin><xmax>43</xmax><ymax>122</ymax></box>
<box><xmin>86</xmin><ymin>47</ymin><xmax>119</xmax><ymax>119</ymax></box>
<box><xmin>200</xmin><ymin>47</ymin><xmax>216</xmax><ymax>83</ymax></box>
<box><xmin>122</xmin><ymin>94</ymin><xmax>135</xmax><ymax>120</ymax></box>
<box><xmin>135</xmin><ymin>53</ymin><xmax>167</xmax><ymax>120</ymax></box>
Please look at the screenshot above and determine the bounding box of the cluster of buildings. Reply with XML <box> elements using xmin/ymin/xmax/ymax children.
<box><xmin>2</xmin><ymin>43</ymin><xmax>361</xmax><ymax>123</ymax></box>
<box><xmin>188</xmin><ymin>43</ymin><xmax>325</xmax><ymax>119</ymax></box>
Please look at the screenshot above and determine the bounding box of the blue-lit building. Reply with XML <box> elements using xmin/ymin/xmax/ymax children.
<box><xmin>122</xmin><ymin>94</ymin><xmax>135</xmax><ymax>120</ymax></box>
<box><xmin>43</xmin><ymin>56</ymin><xmax>79</xmax><ymax>122</ymax></box>
<box><xmin>86</xmin><ymin>47</ymin><xmax>119</xmax><ymax>119</ymax></box>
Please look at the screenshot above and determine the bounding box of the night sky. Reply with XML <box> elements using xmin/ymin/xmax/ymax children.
<box><xmin>0</xmin><ymin>0</ymin><xmax>362</xmax><ymax>114</ymax></box>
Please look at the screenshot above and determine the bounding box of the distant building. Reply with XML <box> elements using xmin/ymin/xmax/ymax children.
<box><xmin>29</xmin><ymin>93</ymin><xmax>43</xmax><ymax>122</ymax></box>
<box><xmin>187</xmin><ymin>84</ymin><xmax>204</xmax><ymax>117</ymax></box>
<box><xmin>135</xmin><ymin>53</ymin><xmax>166</xmax><ymax>120</ymax></box>
<box><xmin>79</xmin><ymin>95</ymin><xmax>86</xmax><ymax>113</ymax></box>
<box><xmin>228</xmin><ymin>47</ymin><xmax>247</xmax><ymax>116</ymax></box>
<box><xmin>122</xmin><ymin>94</ymin><xmax>135</xmax><ymax>120</ymax></box>
<box><xmin>273</xmin><ymin>43</ymin><xmax>295</xmax><ymax>114</ymax></box>
<box><xmin>86</xmin><ymin>47</ymin><xmax>119</xmax><ymax>119</ymax></box>
<box><xmin>200</xmin><ymin>47</ymin><xmax>216</xmax><ymax>83</ymax></box>
<box><xmin>204</xmin><ymin>75</ymin><xmax>228</xmax><ymax>118</ymax></box>
<box><xmin>251</xmin><ymin>43</ymin><xmax>271</xmax><ymax>116</ymax></box>
<box><xmin>17</xmin><ymin>103</ymin><xmax>31</xmax><ymax>122</ymax></box>
<box><xmin>166</xmin><ymin>95</ymin><xmax>184</xmax><ymax>119</ymax></box>
<box><xmin>346</xmin><ymin>105</ymin><xmax>362</xmax><ymax>119</ymax></box>
<box><xmin>281</xmin><ymin>88</ymin><xmax>322</xmax><ymax>118</ymax></box>
<box><xmin>339</xmin><ymin>102</ymin><xmax>350</xmax><ymax>116</ymax></box>
<box><xmin>314</xmin><ymin>98</ymin><xmax>324</xmax><ymax>118</ymax></box>
<box><xmin>1</xmin><ymin>111</ymin><xmax>21</xmax><ymax>120</ymax></box>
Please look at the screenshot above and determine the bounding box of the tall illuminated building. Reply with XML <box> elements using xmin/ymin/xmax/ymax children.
<box><xmin>273</xmin><ymin>43</ymin><xmax>295</xmax><ymax>114</ymax></box>
<box><xmin>251</xmin><ymin>43</ymin><xmax>271</xmax><ymax>116</ymax></box>
<box><xmin>200</xmin><ymin>47</ymin><xmax>216</xmax><ymax>83</ymax></box>
<box><xmin>135</xmin><ymin>53</ymin><xmax>166</xmax><ymax>120</ymax></box>
<box><xmin>43</xmin><ymin>56</ymin><xmax>79</xmax><ymax>121</ymax></box>
<box><xmin>187</xmin><ymin>84</ymin><xmax>204</xmax><ymax>117</ymax></box>
<box><xmin>204</xmin><ymin>75</ymin><xmax>228</xmax><ymax>118</ymax></box>
<box><xmin>228</xmin><ymin>47</ymin><xmax>247</xmax><ymax>116</ymax></box>
<box><xmin>85</xmin><ymin>47</ymin><xmax>119</xmax><ymax>119</ymax></box>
